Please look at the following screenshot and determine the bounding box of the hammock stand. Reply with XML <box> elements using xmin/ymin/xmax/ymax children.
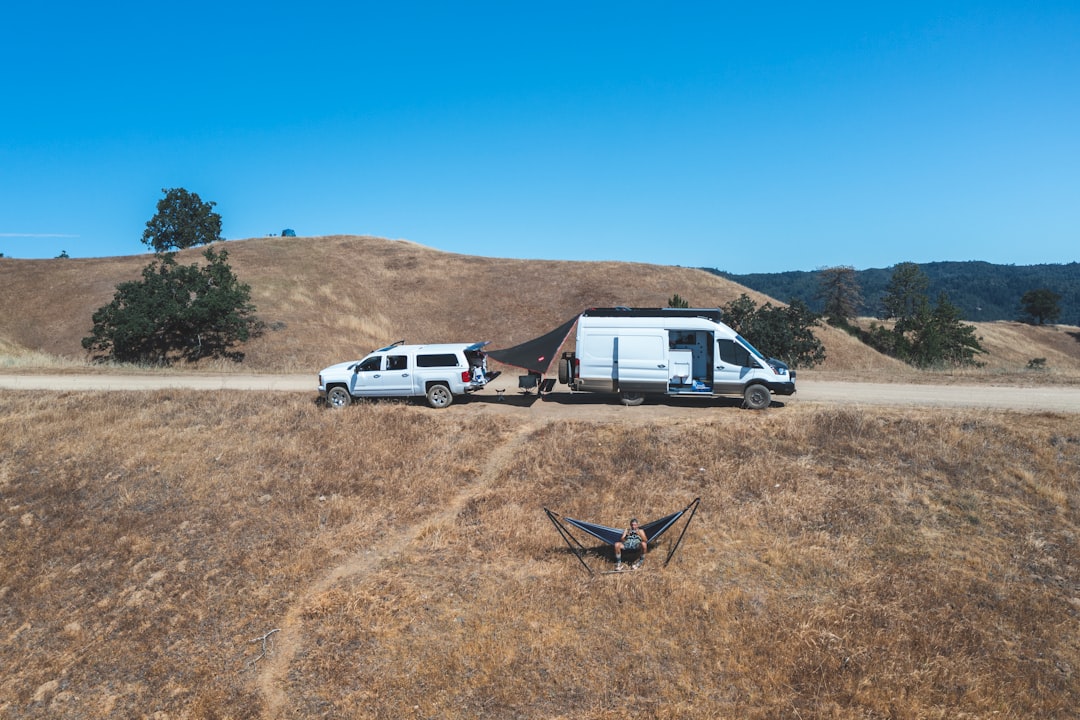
<box><xmin>544</xmin><ymin>497</ymin><xmax>701</xmax><ymax>575</ymax></box>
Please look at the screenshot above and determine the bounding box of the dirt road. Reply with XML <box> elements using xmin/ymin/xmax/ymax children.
<box><xmin>1</xmin><ymin>373</ymin><xmax>1077</xmax><ymax>413</ymax></box>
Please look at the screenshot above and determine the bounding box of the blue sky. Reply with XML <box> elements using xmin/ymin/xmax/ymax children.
<box><xmin>2</xmin><ymin>2</ymin><xmax>1077</xmax><ymax>273</ymax></box>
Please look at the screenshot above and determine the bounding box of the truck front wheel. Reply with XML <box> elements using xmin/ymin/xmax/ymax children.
<box><xmin>326</xmin><ymin>386</ymin><xmax>353</xmax><ymax>409</ymax></box>
<box><xmin>620</xmin><ymin>391</ymin><xmax>645</xmax><ymax>406</ymax></box>
<box><xmin>743</xmin><ymin>384</ymin><xmax>771</xmax><ymax>410</ymax></box>
<box><xmin>426</xmin><ymin>383</ymin><xmax>454</xmax><ymax>409</ymax></box>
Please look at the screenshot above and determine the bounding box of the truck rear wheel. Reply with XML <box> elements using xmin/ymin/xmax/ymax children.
<box><xmin>620</xmin><ymin>391</ymin><xmax>645</xmax><ymax>406</ymax></box>
<box><xmin>743</xmin><ymin>384</ymin><xmax>771</xmax><ymax>410</ymax></box>
<box><xmin>326</xmin><ymin>386</ymin><xmax>353</xmax><ymax>409</ymax></box>
<box><xmin>426</xmin><ymin>383</ymin><xmax>454</xmax><ymax>409</ymax></box>
<box><xmin>558</xmin><ymin>358</ymin><xmax>570</xmax><ymax>384</ymax></box>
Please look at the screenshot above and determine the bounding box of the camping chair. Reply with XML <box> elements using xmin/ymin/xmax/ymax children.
<box><xmin>518</xmin><ymin>373</ymin><xmax>541</xmax><ymax>394</ymax></box>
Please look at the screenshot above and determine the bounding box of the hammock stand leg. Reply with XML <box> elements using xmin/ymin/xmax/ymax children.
<box><xmin>662</xmin><ymin>497</ymin><xmax>701</xmax><ymax>568</ymax></box>
<box><xmin>544</xmin><ymin>508</ymin><xmax>594</xmax><ymax>575</ymax></box>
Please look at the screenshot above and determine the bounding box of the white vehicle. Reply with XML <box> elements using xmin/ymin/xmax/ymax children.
<box><xmin>319</xmin><ymin>341</ymin><xmax>496</xmax><ymax>409</ymax></box>
<box><xmin>557</xmin><ymin>307</ymin><xmax>795</xmax><ymax>409</ymax></box>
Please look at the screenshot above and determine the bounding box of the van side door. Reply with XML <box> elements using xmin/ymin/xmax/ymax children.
<box><xmin>613</xmin><ymin>332</ymin><xmax>670</xmax><ymax>394</ymax></box>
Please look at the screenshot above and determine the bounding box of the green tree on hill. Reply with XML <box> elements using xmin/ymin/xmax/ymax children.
<box><xmin>865</xmin><ymin>263</ymin><xmax>985</xmax><ymax>368</ymax></box>
<box><xmin>1019</xmin><ymin>288</ymin><xmax>1062</xmax><ymax>325</ymax></box>
<box><xmin>882</xmin><ymin>261</ymin><xmax>929</xmax><ymax>332</ymax></box>
<box><xmin>84</xmin><ymin>189</ymin><xmax>260</xmax><ymax>364</ymax></box>
<box><xmin>816</xmin><ymin>265</ymin><xmax>863</xmax><ymax>326</ymax></box>
<box><xmin>83</xmin><ymin>248</ymin><xmax>260</xmax><ymax>364</ymax></box>
<box><xmin>142</xmin><ymin>187</ymin><xmax>223</xmax><ymax>253</ymax></box>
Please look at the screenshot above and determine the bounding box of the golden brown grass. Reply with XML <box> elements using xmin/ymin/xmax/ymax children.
<box><xmin>0</xmin><ymin>236</ymin><xmax>776</xmax><ymax>373</ymax></box>
<box><xmin>2</xmin><ymin>391</ymin><xmax>1076</xmax><ymax>718</ymax></box>
<box><xmin>3</xmin><ymin>235</ymin><xmax>1078</xmax><ymax>385</ymax></box>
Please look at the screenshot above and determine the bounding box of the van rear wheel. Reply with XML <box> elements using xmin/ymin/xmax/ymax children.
<box><xmin>620</xmin><ymin>391</ymin><xmax>645</xmax><ymax>406</ymax></box>
<box><xmin>558</xmin><ymin>358</ymin><xmax>570</xmax><ymax>384</ymax></box>
<box><xmin>743</xmin><ymin>384</ymin><xmax>771</xmax><ymax>410</ymax></box>
<box><xmin>426</xmin><ymin>383</ymin><xmax>454</xmax><ymax>409</ymax></box>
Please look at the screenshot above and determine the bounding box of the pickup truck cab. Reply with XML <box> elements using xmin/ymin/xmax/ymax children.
<box><xmin>319</xmin><ymin>341</ymin><xmax>496</xmax><ymax>409</ymax></box>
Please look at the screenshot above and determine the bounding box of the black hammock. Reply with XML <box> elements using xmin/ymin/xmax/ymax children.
<box><xmin>544</xmin><ymin>497</ymin><xmax>700</xmax><ymax>575</ymax></box>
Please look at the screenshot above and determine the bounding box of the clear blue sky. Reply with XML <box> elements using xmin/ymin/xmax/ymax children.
<box><xmin>2</xmin><ymin>2</ymin><xmax>1077</xmax><ymax>273</ymax></box>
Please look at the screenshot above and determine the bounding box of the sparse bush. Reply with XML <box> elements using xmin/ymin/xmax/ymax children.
<box><xmin>667</xmin><ymin>293</ymin><xmax>690</xmax><ymax>308</ymax></box>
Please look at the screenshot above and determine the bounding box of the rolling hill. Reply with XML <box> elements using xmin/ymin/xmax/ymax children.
<box><xmin>1</xmin><ymin>234</ymin><xmax>1078</xmax><ymax>381</ymax></box>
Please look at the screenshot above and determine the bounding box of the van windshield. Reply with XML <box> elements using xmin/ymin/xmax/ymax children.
<box><xmin>736</xmin><ymin>334</ymin><xmax>768</xmax><ymax>362</ymax></box>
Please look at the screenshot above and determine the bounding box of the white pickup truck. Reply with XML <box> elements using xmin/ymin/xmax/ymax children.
<box><xmin>318</xmin><ymin>341</ymin><xmax>497</xmax><ymax>409</ymax></box>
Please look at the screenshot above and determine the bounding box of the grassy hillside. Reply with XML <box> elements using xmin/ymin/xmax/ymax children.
<box><xmin>1</xmin><ymin>392</ymin><xmax>1077</xmax><ymax>718</ymax></box>
<box><xmin>1</xmin><ymin>235</ymin><xmax>1078</xmax><ymax>382</ymax></box>
<box><xmin>0</xmin><ymin>235</ymin><xmax>778</xmax><ymax>373</ymax></box>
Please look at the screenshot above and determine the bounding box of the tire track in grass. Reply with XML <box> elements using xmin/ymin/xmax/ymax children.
<box><xmin>257</xmin><ymin>419</ymin><xmax>544</xmax><ymax>717</ymax></box>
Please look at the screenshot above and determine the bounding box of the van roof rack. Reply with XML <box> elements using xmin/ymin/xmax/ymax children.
<box><xmin>581</xmin><ymin>307</ymin><xmax>723</xmax><ymax>322</ymax></box>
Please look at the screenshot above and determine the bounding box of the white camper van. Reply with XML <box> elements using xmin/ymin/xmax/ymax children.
<box><xmin>557</xmin><ymin>307</ymin><xmax>795</xmax><ymax>409</ymax></box>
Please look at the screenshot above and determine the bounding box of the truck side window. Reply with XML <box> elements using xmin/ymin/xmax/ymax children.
<box><xmin>717</xmin><ymin>339</ymin><xmax>753</xmax><ymax>368</ymax></box>
<box><xmin>358</xmin><ymin>356</ymin><xmax>382</xmax><ymax>372</ymax></box>
<box><xmin>387</xmin><ymin>355</ymin><xmax>408</xmax><ymax>371</ymax></box>
<box><xmin>417</xmin><ymin>353</ymin><xmax>459</xmax><ymax>367</ymax></box>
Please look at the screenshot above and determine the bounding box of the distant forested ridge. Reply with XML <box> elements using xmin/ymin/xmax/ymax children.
<box><xmin>707</xmin><ymin>261</ymin><xmax>1080</xmax><ymax>324</ymax></box>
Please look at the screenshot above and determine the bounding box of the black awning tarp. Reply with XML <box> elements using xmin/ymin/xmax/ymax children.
<box><xmin>486</xmin><ymin>315</ymin><xmax>578</xmax><ymax>375</ymax></box>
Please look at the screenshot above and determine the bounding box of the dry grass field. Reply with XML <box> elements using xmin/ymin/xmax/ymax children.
<box><xmin>1</xmin><ymin>236</ymin><xmax>1078</xmax><ymax>718</ymax></box>
<box><xmin>1</xmin><ymin>393</ymin><xmax>1077</xmax><ymax>719</ymax></box>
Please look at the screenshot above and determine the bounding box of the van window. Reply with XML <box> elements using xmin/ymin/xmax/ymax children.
<box><xmin>718</xmin><ymin>339</ymin><xmax>757</xmax><ymax>368</ymax></box>
<box><xmin>358</xmin><ymin>356</ymin><xmax>382</xmax><ymax>372</ymax></box>
<box><xmin>417</xmin><ymin>353</ymin><xmax>459</xmax><ymax>368</ymax></box>
<box><xmin>387</xmin><ymin>355</ymin><xmax>408</xmax><ymax>371</ymax></box>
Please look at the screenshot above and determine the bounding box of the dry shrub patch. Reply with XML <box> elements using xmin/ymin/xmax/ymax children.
<box><xmin>1</xmin><ymin>392</ymin><xmax>1077</xmax><ymax>718</ymax></box>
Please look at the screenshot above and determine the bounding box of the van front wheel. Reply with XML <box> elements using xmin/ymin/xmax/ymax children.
<box><xmin>743</xmin><ymin>384</ymin><xmax>771</xmax><ymax>410</ymax></box>
<box><xmin>426</xmin><ymin>383</ymin><xmax>454</xmax><ymax>409</ymax></box>
<box><xmin>620</xmin><ymin>392</ymin><xmax>645</xmax><ymax>406</ymax></box>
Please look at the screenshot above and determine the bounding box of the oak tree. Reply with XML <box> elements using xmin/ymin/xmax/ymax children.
<box><xmin>142</xmin><ymin>187</ymin><xmax>223</xmax><ymax>253</ymax></box>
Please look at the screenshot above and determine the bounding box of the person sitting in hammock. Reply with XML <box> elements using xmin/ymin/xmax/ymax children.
<box><xmin>614</xmin><ymin>518</ymin><xmax>648</xmax><ymax>570</ymax></box>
